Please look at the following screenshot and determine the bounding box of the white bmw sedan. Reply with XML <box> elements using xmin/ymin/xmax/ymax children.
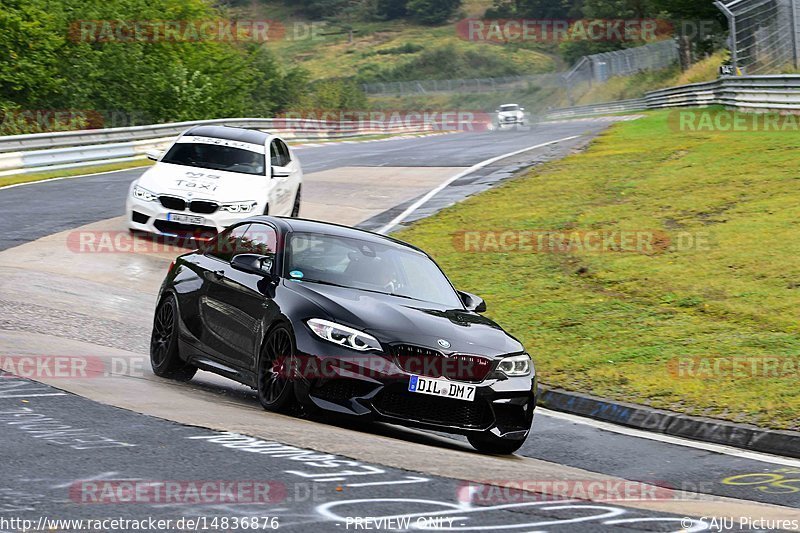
<box><xmin>126</xmin><ymin>125</ymin><xmax>302</xmax><ymax>240</ymax></box>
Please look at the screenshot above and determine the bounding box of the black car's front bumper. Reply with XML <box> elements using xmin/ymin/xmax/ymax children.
<box><xmin>292</xmin><ymin>326</ymin><xmax>537</xmax><ymax>441</ymax></box>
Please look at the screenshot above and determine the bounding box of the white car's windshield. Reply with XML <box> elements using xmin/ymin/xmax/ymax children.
<box><xmin>285</xmin><ymin>233</ymin><xmax>464</xmax><ymax>308</ymax></box>
<box><xmin>499</xmin><ymin>105</ymin><xmax>519</xmax><ymax>112</ymax></box>
<box><xmin>161</xmin><ymin>142</ymin><xmax>266</xmax><ymax>176</ymax></box>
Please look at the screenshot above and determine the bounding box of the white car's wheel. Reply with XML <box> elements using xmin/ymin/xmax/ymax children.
<box><xmin>290</xmin><ymin>186</ymin><xmax>301</xmax><ymax>218</ymax></box>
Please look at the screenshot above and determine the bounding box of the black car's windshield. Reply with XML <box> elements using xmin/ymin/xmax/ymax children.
<box><xmin>161</xmin><ymin>141</ymin><xmax>266</xmax><ymax>176</ymax></box>
<box><xmin>285</xmin><ymin>233</ymin><xmax>464</xmax><ymax>308</ymax></box>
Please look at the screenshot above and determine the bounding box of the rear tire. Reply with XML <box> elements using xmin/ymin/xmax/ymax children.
<box><xmin>257</xmin><ymin>326</ymin><xmax>296</xmax><ymax>413</ymax></box>
<box><xmin>467</xmin><ymin>432</ymin><xmax>527</xmax><ymax>455</ymax></box>
<box><xmin>150</xmin><ymin>294</ymin><xmax>197</xmax><ymax>381</ymax></box>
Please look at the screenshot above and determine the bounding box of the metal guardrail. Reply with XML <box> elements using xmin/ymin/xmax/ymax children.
<box><xmin>0</xmin><ymin>118</ymin><xmax>437</xmax><ymax>177</ymax></box>
<box><xmin>542</xmin><ymin>99</ymin><xmax>648</xmax><ymax>120</ymax></box>
<box><xmin>543</xmin><ymin>75</ymin><xmax>800</xmax><ymax>120</ymax></box>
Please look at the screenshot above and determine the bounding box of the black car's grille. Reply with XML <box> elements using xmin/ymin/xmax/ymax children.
<box><xmin>153</xmin><ymin>220</ymin><xmax>217</xmax><ymax>241</ymax></box>
<box><xmin>373</xmin><ymin>387</ymin><xmax>493</xmax><ymax>429</ymax></box>
<box><xmin>189</xmin><ymin>200</ymin><xmax>219</xmax><ymax>214</ymax></box>
<box><xmin>391</xmin><ymin>344</ymin><xmax>493</xmax><ymax>383</ymax></box>
<box><xmin>159</xmin><ymin>196</ymin><xmax>186</xmax><ymax>211</ymax></box>
<box><xmin>493</xmin><ymin>403</ymin><xmax>530</xmax><ymax>432</ymax></box>
<box><xmin>312</xmin><ymin>379</ymin><xmax>377</xmax><ymax>402</ymax></box>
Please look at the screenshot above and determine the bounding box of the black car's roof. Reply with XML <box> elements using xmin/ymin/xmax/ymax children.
<box><xmin>250</xmin><ymin>216</ymin><xmax>426</xmax><ymax>254</ymax></box>
<box><xmin>183</xmin><ymin>125</ymin><xmax>270</xmax><ymax>145</ymax></box>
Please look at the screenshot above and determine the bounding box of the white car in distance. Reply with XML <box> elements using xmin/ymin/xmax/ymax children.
<box><xmin>126</xmin><ymin>125</ymin><xmax>302</xmax><ymax>240</ymax></box>
<box><xmin>495</xmin><ymin>104</ymin><xmax>528</xmax><ymax>129</ymax></box>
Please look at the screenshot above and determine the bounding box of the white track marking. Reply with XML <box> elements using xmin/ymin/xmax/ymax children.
<box><xmin>539</xmin><ymin>407</ymin><xmax>800</xmax><ymax>467</ymax></box>
<box><xmin>376</xmin><ymin>135</ymin><xmax>581</xmax><ymax>234</ymax></box>
<box><xmin>346</xmin><ymin>476</ymin><xmax>429</xmax><ymax>488</ymax></box>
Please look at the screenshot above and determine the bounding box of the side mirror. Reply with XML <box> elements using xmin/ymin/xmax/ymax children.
<box><xmin>146</xmin><ymin>149</ymin><xmax>163</xmax><ymax>161</ymax></box>
<box><xmin>231</xmin><ymin>254</ymin><xmax>275</xmax><ymax>278</ymax></box>
<box><xmin>458</xmin><ymin>291</ymin><xmax>486</xmax><ymax>313</ymax></box>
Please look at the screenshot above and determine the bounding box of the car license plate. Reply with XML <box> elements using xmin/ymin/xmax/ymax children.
<box><xmin>408</xmin><ymin>375</ymin><xmax>475</xmax><ymax>402</ymax></box>
<box><xmin>167</xmin><ymin>213</ymin><xmax>205</xmax><ymax>225</ymax></box>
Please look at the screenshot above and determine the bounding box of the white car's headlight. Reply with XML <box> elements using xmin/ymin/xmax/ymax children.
<box><xmin>220</xmin><ymin>201</ymin><xmax>257</xmax><ymax>213</ymax></box>
<box><xmin>497</xmin><ymin>354</ymin><xmax>532</xmax><ymax>377</ymax></box>
<box><xmin>307</xmin><ymin>319</ymin><xmax>381</xmax><ymax>352</ymax></box>
<box><xmin>132</xmin><ymin>185</ymin><xmax>158</xmax><ymax>202</ymax></box>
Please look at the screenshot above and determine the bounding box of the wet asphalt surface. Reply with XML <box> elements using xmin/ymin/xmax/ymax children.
<box><xmin>1</xmin><ymin>122</ymin><xmax>798</xmax><ymax>530</ymax></box>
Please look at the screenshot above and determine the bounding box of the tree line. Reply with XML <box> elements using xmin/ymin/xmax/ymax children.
<box><xmin>0</xmin><ymin>0</ymin><xmax>366</xmax><ymax>133</ymax></box>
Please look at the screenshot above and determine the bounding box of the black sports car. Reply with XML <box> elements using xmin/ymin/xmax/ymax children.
<box><xmin>150</xmin><ymin>216</ymin><xmax>536</xmax><ymax>454</ymax></box>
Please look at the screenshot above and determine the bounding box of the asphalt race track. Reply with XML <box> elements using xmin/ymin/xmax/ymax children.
<box><xmin>1</xmin><ymin>122</ymin><xmax>799</xmax><ymax>532</ymax></box>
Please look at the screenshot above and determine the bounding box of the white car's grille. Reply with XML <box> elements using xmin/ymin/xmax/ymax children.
<box><xmin>158</xmin><ymin>196</ymin><xmax>218</xmax><ymax>214</ymax></box>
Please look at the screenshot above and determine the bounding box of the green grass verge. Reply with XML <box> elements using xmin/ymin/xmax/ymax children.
<box><xmin>0</xmin><ymin>160</ymin><xmax>153</xmax><ymax>188</ymax></box>
<box><xmin>396</xmin><ymin>109</ymin><xmax>800</xmax><ymax>430</ymax></box>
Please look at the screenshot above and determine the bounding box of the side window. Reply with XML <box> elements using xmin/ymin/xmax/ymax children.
<box><xmin>238</xmin><ymin>224</ymin><xmax>278</xmax><ymax>272</ymax></box>
<box><xmin>277</xmin><ymin>140</ymin><xmax>291</xmax><ymax>165</ymax></box>
<box><xmin>270</xmin><ymin>141</ymin><xmax>280</xmax><ymax>167</ymax></box>
<box><xmin>206</xmin><ymin>224</ymin><xmax>250</xmax><ymax>263</ymax></box>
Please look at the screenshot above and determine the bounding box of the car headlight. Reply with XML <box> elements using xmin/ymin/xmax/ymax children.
<box><xmin>306</xmin><ymin>319</ymin><xmax>381</xmax><ymax>352</ymax></box>
<box><xmin>220</xmin><ymin>201</ymin><xmax>257</xmax><ymax>213</ymax></box>
<box><xmin>132</xmin><ymin>185</ymin><xmax>158</xmax><ymax>202</ymax></box>
<box><xmin>497</xmin><ymin>353</ymin><xmax>532</xmax><ymax>377</ymax></box>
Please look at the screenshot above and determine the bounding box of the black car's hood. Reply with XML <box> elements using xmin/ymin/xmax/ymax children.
<box><xmin>284</xmin><ymin>280</ymin><xmax>525</xmax><ymax>357</ymax></box>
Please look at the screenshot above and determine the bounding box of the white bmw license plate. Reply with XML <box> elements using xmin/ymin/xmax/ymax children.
<box><xmin>167</xmin><ymin>213</ymin><xmax>205</xmax><ymax>225</ymax></box>
<box><xmin>408</xmin><ymin>375</ymin><xmax>475</xmax><ymax>402</ymax></box>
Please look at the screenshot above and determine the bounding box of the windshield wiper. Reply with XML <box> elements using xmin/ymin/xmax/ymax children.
<box><xmin>294</xmin><ymin>278</ymin><xmax>352</xmax><ymax>289</ymax></box>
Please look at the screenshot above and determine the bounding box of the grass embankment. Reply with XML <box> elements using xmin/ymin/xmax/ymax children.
<box><xmin>397</xmin><ymin>109</ymin><xmax>800</xmax><ymax>430</ymax></box>
<box><xmin>269</xmin><ymin>24</ymin><xmax>554</xmax><ymax>83</ymax></box>
<box><xmin>244</xmin><ymin>1</ymin><xmax>553</xmax><ymax>83</ymax></box>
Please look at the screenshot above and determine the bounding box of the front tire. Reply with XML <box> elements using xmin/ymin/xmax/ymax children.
<box><xmin>150</xmin><ymin>294</ymin><xmax>197</xmax><ymax>381</ymax></box>
<box><xmin>467</xmin><ymin>432</ymin><xmax>527</xmax><ymax>455</ymax></box>
<box><xmin>290</xmin><ymin>186</ymin><xmax>301</xmax><ymax>217</ymax></box>
<box><xmin>257</xmin><ymin>326</ymin><xmax>296</xmax><ymax>413</ymax></box>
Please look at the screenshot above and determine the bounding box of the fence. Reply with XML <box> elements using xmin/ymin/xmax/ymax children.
<box><xmin>715</xmin><ymin>0</ymin><xmax>799</xmax><ymax>74</ymax></box>
<box><xmin>361</xmin><ymin>73</ymin><xmax>566</xmax><ymax>96</ymax></box>
<box><xmin>586</xmin><ymin>40</ymin><xmax>680</xmax><ymax>82</ymax></box>
<box><xmin>363</xmin><ymin>40</ymin><xmax>680</xmax><ymax>97</ymax></box>
<box><xmin>543</xmin><ymin>74</ymin><xmax>800</xmax><ymax>119</ymax></box>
